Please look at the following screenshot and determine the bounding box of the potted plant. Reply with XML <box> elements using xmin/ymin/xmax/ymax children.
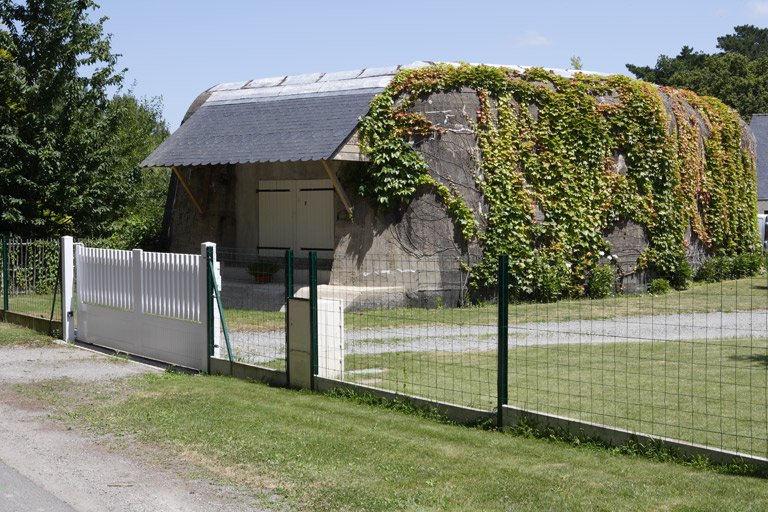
<box><xmin>247</xmin><ymin>260</ymin><xmax>279</xmax><ymax>283</ymax></box>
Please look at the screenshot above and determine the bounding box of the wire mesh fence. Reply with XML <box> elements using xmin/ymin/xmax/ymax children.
<box><xmin>317</xmin><ymin>252</ymin><xmax>496</xmax><ymax>410</ymax></box>
<box><xmin>217</xmin><ymin>247</ymin><xmax>768</xmax><ymax>459</ymax></box>
<box><xmin>216</xmin><ymin>247</ymin><xmax>305</xmax><ymax>371</ymax></box>
<box><xmin>1</xmin><ymin>236</ymin><xmax>61</xmax><ymax>325</ymax></box>
<box><xmin>507</xmin><ymin>254</ymin><xmax>768</xmax><ymax>458</ymax></box>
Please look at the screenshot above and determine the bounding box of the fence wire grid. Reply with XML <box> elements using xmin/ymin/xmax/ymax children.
<box><xmin>1</xmin><ymin>236</ymin><xmax>62</xmax><ymax>326</ymax></box>
<box><xmin>217</xmin><ymin>248</ymin><xmax>768</xmax><ymax>459</ymax></box>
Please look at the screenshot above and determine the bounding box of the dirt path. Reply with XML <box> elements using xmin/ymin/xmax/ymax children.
<box><xmin>0</xmin><ymin>342</ymin><xmax>270</xmax><ymax>512</ymax></box>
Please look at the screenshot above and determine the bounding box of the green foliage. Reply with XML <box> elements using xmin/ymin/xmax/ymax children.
<box><xmin>694</xmin><ymin>253</ymin><xmax>764</xmax><ymax>283</ymax></box>
<box><xmin>731</xmin><ymin>252</ymin><xmax>764</xmax><ymax>279</ymax></box>
<box><xmin>717</xmin><ymin>25</ymin><xmax>768</xmax><ymax>60</ymax></box>
<box><xmin>527</xmin><ymin>258</ymin><xmax>569</xmax><ymax>303</ymax></box>
<box><xmin>354</xmin><ymin>95</ymin><xmax>431</xmax><ymax>209</ymax></box>
<box><xmin>5</xmin><ymin>238</ymin><xmax>59</xmax><ymax>294</ymax></box>
<box><xmin>355</xmin><ymin>63</ymin><xmax>757</xmax><ymax>300</ymax></box>
<box><xmin>626</xmin><ymin>25</ymin><xmax>768</xmax><ymax>119</ymax></box>
<box><xmin>585</xmin><ymin>263</ymin><xmax>616</xmax><ymax>299</ymax></box>
<box><xmin>102</xmin><ymin>94</ymin><xmax>170</xmax><ymax>250</ymax></box>
<box><xmin>648</xmin><ymin>278</ymin><xmax>671</xmax><ymax>295</ymax></box>
<box><xmin>570</xmin><ymin>55</ymin><xmax>583</xmax><ymax>70</ymax></box>
<box><xmin>0</xmin><ymin>0</ymin><xmax>169</xmax><ymax>242</ymax></box>
<box><xmin>668</xmin><ymin>257</ymin><xmax>692</xmax><ymax>290</ymax></box>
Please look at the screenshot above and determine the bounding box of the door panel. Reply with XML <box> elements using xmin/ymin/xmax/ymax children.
<box><xmin>257</xmin><ymin>179</ymin><xmax>334</xmax><ymax>256</ymax></box>
<box><xmin>297</xmin><ymin>180</ymin><xmax>334</xmax><ymax>252</ymax></box>
<box><xmin>258</xmin><ymin>180</ymin><xmax>294</xmax><ymax>250</ymax></box>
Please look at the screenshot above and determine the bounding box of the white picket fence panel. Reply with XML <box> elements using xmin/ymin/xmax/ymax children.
<box><xmin>73</xmin><ymin>242</ymin><xmax>218</xmax><ymax>371</ymax></box>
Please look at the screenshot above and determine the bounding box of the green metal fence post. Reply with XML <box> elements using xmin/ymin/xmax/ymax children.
<box><xmin>206</xmin><ymin>246</ymin><xmax>215</xmax><ymax>363</ymax></box>
<box><xmin>310</xmin><ymin>250</ymin><xmax>318</xmax><ymax>390</ymax></box>
<box><xmin>285</xmin><ymin>249</ymin><xmax>293</xmax><ymax>384</ymax></box>
<box><xmin>2</xmin><ymin>235</ymin><xmax>8</xmax><ymax>318</ymax></box>
<box><xmin>497</xmin><ymin>254</ymin><xmax>509</xmax><ymax>429</ymax></box>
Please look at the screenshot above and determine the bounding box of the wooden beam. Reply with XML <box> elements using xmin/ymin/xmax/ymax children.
<box><xmin>321</xmin><ymin>159</ymin><xmax>353</xmax><ymax>217</ymax></box>
<box><xmin>172</xmin><ymin>166</ymin><xmax>205</xmax><ymax>214</ymax></box>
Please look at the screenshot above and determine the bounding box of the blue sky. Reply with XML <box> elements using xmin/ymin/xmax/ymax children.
<box><xmin>95</xmin><ymin>0</ymin><xmax>768</xmax><ymax>130</ymax></box>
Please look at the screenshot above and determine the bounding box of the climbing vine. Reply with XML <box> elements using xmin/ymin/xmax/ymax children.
<box><xmin>353</xmin><ymin>64</ymin><xmax>758</xmax><ymax>300</ymax></box>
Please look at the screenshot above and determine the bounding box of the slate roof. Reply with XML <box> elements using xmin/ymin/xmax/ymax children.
<box><xmin>141</xmin><ymin>62</ymin><xmax>608</xmax><ymax>167</ymax></box>
<box><xmin>752</xmin><ymin>114</ymin><xmax>768</xmax><ymax>200</ymax></box>
<box><xmin>142</xmin><ymin>90</ymin><xmax>382</xmax><ymax>166</ymax></box>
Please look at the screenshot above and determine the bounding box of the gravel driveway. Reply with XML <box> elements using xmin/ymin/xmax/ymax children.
<box><xmin>229</xmin><ymin>310</ymin><xmax>768</xmax><ymax>363</ymax></box>
<box><xmin>0</xmin><ymin>341</ymin><xmax>269</xmax><ymax>512</ymax></box>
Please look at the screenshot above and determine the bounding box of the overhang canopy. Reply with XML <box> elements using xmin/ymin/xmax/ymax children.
<box><xmin>141</xmin><ymin>89</ymin><xmax>384</xmax><ymax>167</ymax></box>
<box><xmin>141</xmin><ymin>65</ymin><xmax>416</xmax><ymax>167</ymax></box>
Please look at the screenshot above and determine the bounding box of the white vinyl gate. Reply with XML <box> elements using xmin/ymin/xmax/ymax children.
<box><xmin>70</xmin><ymin>241</ymin><xmax>219</xmax><ymax>371</ymax></box>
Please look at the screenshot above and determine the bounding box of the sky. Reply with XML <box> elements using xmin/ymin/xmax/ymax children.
<box><xmin>93</xmin><ymin>0</ymin><xmax>768</xmax><ymax>131</ymax></box>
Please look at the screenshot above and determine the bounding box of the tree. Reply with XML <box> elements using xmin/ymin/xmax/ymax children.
<box><xmin>626</xmin><ymin>25</ymin><xmax>768</xmax><ymax>119</ymax></box>
<box><xmin>569</xmin><ymin>55</ymin><xmax>583</xmax><ymax>70</ymax></box>
<box><xmin>105</xmin><ymin>93</ymin><xmax>171</xmax><ymax>250</ymax></box>
<box><xmin>0</xmin><ymin>0</ymin><xmax>165</xmax><ymax>239</ymax></box>
<box><xmin>626</xmin><ymin>46</ymin><xmax>708</xmax><ymax>85</ymax></box>
<box><xmin>716</xmin><ymin>24</ymin><xmax>768</xmax><ymax>60</ymax></box>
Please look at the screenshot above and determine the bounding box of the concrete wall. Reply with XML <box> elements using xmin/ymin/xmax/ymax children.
<box><xmin>329</xmin><ymin>88</ymin><xmax>482</xmax><ymax>306</ymax></box>
<box><xmin>164</xmin><ymin>165</ymin><xmax>237</xmax><ymax>254</ymax></box>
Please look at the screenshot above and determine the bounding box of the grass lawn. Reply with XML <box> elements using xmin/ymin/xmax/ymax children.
<box><xmin>1</xmin><ymin>292</ymin><xmax>60</xmax><ymax>320</ymax></box>
<box><xmin>4</xmin><ymin>321</ymin><xmax>768</xmax><ymax>511</ymax></box>
<box><xmin>58</xmin><ymin>372</ymin><xmax>768</xmax><ymax>511</ymax></box>
<box><xmin>0</xmin><ymin>321</ymin><xmax>53</xmax><ymax>345</ymax></box>
<box><xmin>224</xmin><ymin>276</ymin><xmax>768</xmax><ymax>332</ymax></box>
<box><xmin>345</xmin><ymin>337</ymin><xmax>768</xmax><ymax>458</ymax></box>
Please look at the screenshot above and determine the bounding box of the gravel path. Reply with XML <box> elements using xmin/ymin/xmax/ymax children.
<box><xmin>229</xmin><ymin>310</ymin><xmax>768</xmax><ymax>363</ymax></box>
<box><xmin>0</xmin><ymin>342</ymin><xmax>270</xmax><ymax>512</ymax></box>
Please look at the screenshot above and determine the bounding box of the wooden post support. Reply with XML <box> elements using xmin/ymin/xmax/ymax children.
<box><xmin>321</xmin><ymin>160</ymin><xmax>353</xmax><ymax>217</ymax></box>
<box><xmin>172</xmin><ymin>166</ymin><xmax>205</xmax><ymax>214</ymax></box>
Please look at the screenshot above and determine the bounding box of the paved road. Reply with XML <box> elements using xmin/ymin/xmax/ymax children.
<box><xmin>0</xmin><ymin>459</ymin><xmax>76</xmax><ymax>512</ymax></box>
<box><xmin>228</xmin><ymin>309</ymin><xmax>768</xmax><ymax>363</ymax></box>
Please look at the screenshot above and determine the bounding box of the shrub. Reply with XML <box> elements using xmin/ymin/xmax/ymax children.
<box><xmin>668</xmin><ymin>258</ymin><xmax>692</xmax><ymax>290</ymax></box>
<box><xmin>523</xmin><ymin>259</ymin><xmax>568</xmax><ymax>303</ymax></box>
<box><xmin>694</xmin><ymin>256</ymin><xmax>731</xmax><ymax>282</ymax></box>
<box><xmin>694</xmin><ymin>253</ymin><xmax>763</xmax><ymax>283</ymax></box>
<box><xmin>585</xmin><ymin>264</ymin><xmax>616</xmax><ymax>299</ymax></box>
<box><xmin>731</xmin><ymin>253</ymin><xmax>763</xmax><ymax>279</ymax></box>
<box><xmin>648</xmin><ymin>278</ymin><xmax>671</xmax><ymax>295</ymax></box>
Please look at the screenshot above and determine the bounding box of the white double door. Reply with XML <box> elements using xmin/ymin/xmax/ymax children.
<box><xmin>258</xmin><ymin>179</ymin><xmax>334</xmax><ymax>257</ymax></box>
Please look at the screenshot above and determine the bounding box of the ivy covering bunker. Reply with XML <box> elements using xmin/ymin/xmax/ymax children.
<box><xmin>349</xmin><ymin>63</ymin><xmax>759</xmax><ymax>301</ymax></box>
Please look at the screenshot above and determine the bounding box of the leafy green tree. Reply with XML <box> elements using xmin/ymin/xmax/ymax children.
<box><xmin>626</xmin><ymin>46</ymin><xmax>708</xmax><ymax>85</ymax></box>
<box><xmin>626</xmin><ymin>25</ymin><xmax>768</xmax><ymax>119</ymax></box>
<box><xmin>0</xmin><ymin>0</ymin><xmax>167</xmax><ymax>240</ymax></box>
<box><xmin>716</xmin><ymin>24</ymin><xmax>768</xmax><ymax>60</ymax></box>
<box><xmin>104</xmin><ymin>94</ymin><xmax>170</xmax><ymax>250</ymax></box>
<box><xmin>570</xmin><ymin>55</ymin><xmax>583</xmax><ymax>70</ymax></box>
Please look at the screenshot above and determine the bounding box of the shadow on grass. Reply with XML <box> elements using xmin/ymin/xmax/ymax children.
<box><xmin>729</xmin><ymin>353</ymin><xmax>768</xmax><ymax>368</ymax></box>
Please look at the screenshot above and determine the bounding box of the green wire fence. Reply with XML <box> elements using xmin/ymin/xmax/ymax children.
<box><xmin>214</xmin><ymin>248</ymin><xmax>768</xmax><ymax>462</ymax></box>
<box><xmin>0</xmin><ymin>236</ymin><xmax>62</xmax><ymax>331</ymax></box>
